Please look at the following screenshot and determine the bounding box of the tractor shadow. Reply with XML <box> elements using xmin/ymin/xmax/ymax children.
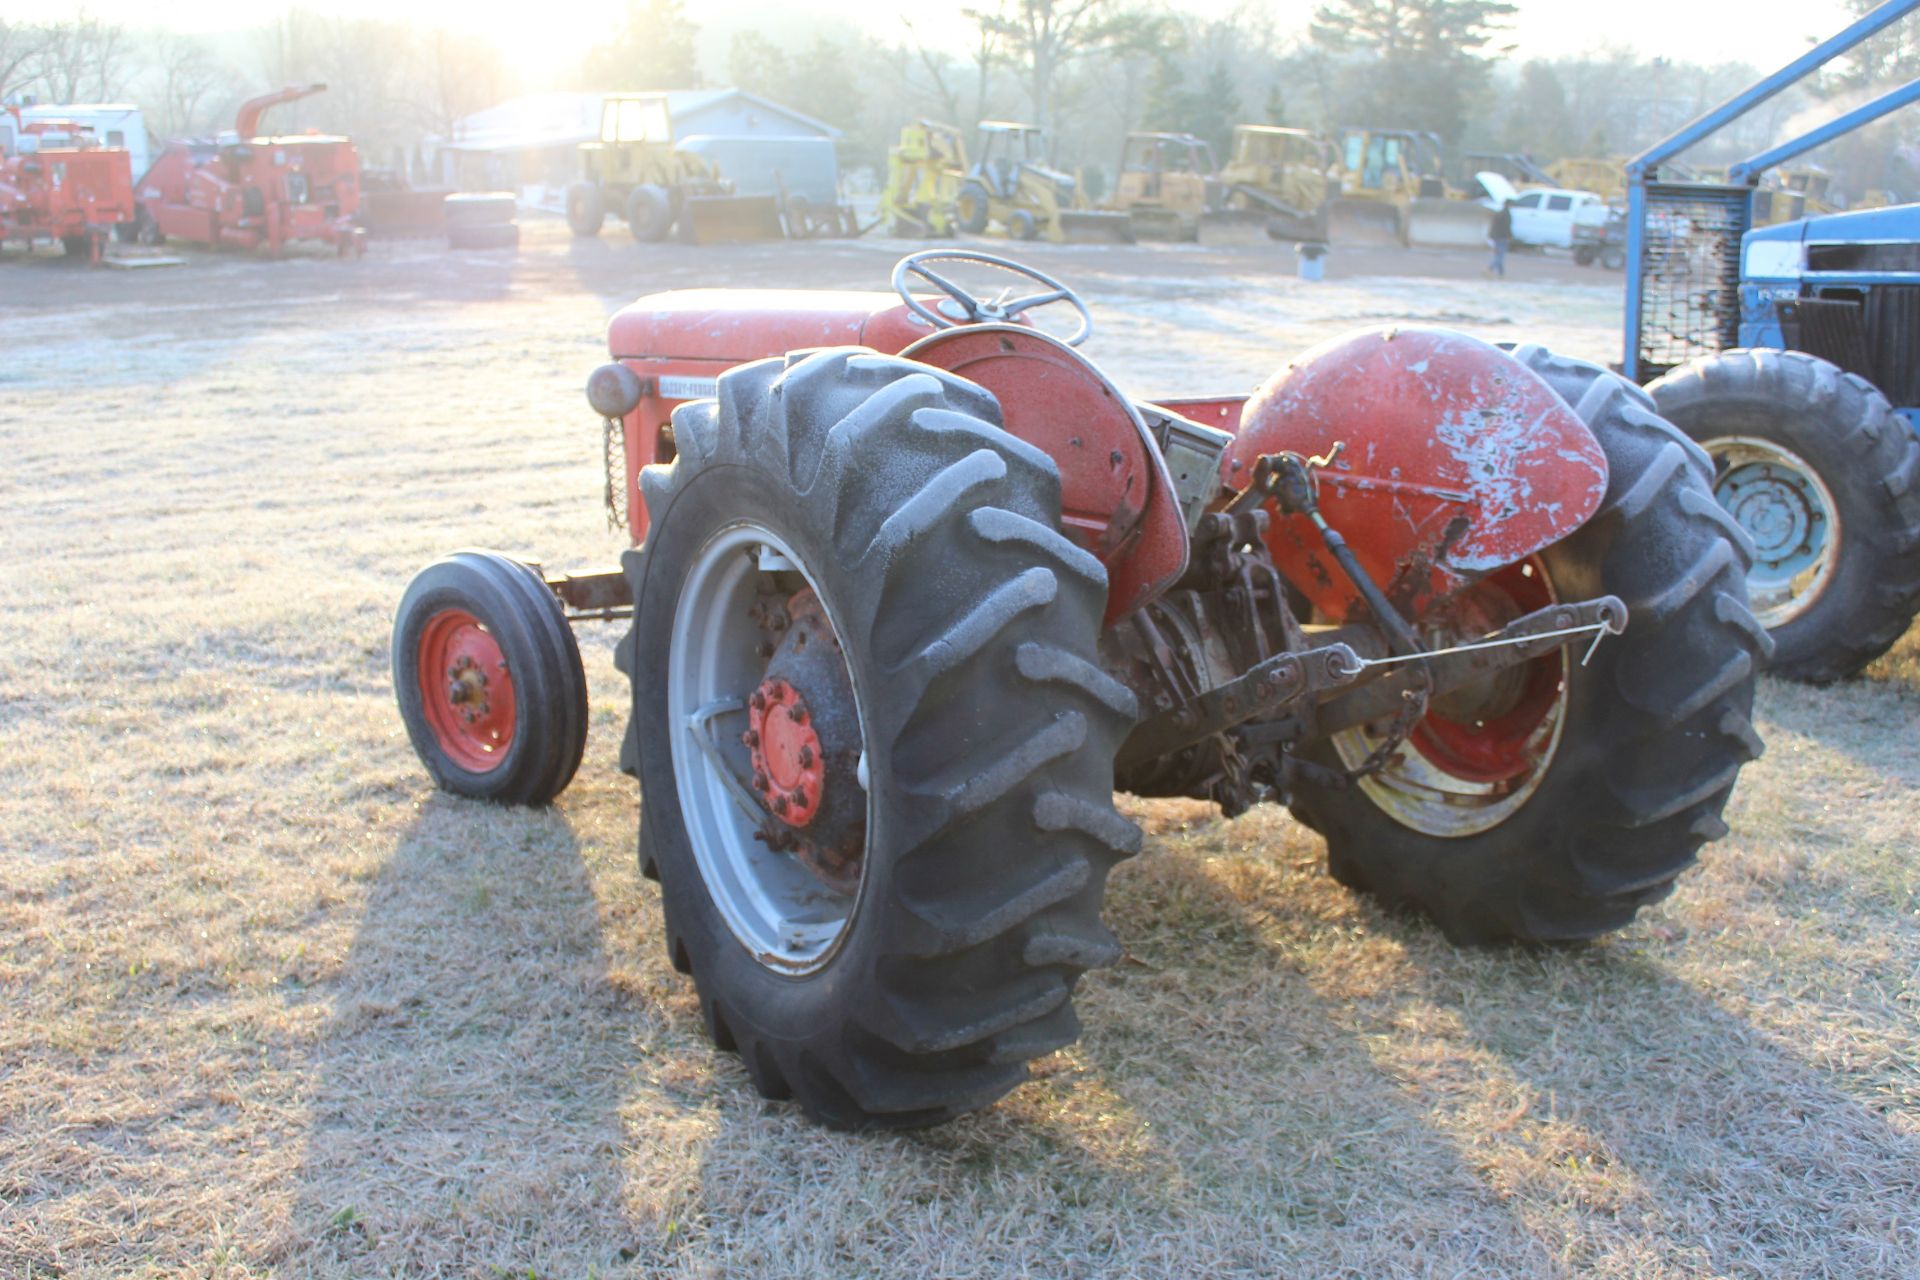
<box><xmin>272</xmin><ymin>793</ymin><xmax>643</xmax><ymax>1274</ymax></box>
<box><xmin>1062</xmin><ymin>800</ymin><xmax>1920</xmax><ymax>1274</ymax></box>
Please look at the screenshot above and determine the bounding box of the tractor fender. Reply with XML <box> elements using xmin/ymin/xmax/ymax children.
<box><xmin>903</xmin><ymin>324</ymin><xmax>1188</xmax><ymax>623</ymax></box>
<box><xmin>1220</xmin><ymin>327</ymin><xmax>1609</xmax><ymax>620</ymax></box>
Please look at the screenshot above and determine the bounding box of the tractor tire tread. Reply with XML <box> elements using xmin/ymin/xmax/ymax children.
<box><xmin>623</xmin><ymin>347</ymin><xmax>1136</xmax><ymax>1127</ymax></box>
<box><xmin>1292</xmin><ymin>344</ymin><xmax>1764</xmax><ymax>944</ymax></box>
<box><xmin>1647</xmin><ymin>347</ymin><xmax>1920</xmax><ymax>681</ymax></box>
<box><xmin>392</xmin><ymin>549</ymin><xmax>588</xmax><ymax>805</ymax></box>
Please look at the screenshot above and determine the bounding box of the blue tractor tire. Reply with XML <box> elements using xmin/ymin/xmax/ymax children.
<box><xmin>1648</xmin><ymin>348</ymin><xmax>1920</xmax><ymax>681</ymax></box>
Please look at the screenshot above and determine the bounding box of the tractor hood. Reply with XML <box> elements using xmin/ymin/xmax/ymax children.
<box><xmin>1744</xmin><ymin>200</ymin><xmax>1920</xmax><ymax>278</ymax></box>
<box><xmin>608</xmin><ymin>289</ymin><xmax>944</xmax><ymax>362</ymax></box>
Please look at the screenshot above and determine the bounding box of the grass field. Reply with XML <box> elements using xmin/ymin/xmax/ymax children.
<box><xmin>2</xmin><ymin>224</ymin><xmax>1916</xmax><ymax>1278</ymax></box>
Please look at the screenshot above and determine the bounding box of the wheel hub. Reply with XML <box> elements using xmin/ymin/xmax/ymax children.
<box><xmin>747</xmin><ymin>589</ymin><xmax>865</xmax><ymax>895</ymax></box>
<box><xmin>747</xmin><ymin>679</ymin><xmax>824</xmax><ymax>825</ymax></box>
<box><xmin>1705</xmin><ymin>436</ymin><xmax>1840</xmax><ymax>628</ymax></box>
<box><xmin>1718</xmin><ymin>462</ymin><xmax>1821</xmax><ymax>570</ymax></box>
<box><xmin>417</xmin><ymin>608</ymin><xmax>516</xmax><ymax>772</ymax></box>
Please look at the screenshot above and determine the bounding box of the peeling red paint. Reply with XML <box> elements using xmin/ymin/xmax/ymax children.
<box><xmin>1221</xmin><ymin>327</ymin><xmax>1608</xmax><ymax>621</ymax></box>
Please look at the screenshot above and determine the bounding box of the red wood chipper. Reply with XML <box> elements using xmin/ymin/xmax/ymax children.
<box><xmin>132</xmin><ymin>83</ymin><xmax>365</xmax><ymax>256</ymax></box>
<box><xmin>0</xmin><ymin>109</ymin><xmax>135</xmax><ymax>263</ymax></box>
<box><xmin>392</xmin><ymin>250</ymin><xmax>1770</xmax><ymax>1129</ymax></box>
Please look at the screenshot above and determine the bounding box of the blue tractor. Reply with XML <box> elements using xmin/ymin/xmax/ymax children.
<box><xmin>1623</xmin><ymin>0</ymin><xmax>1920</xmax><ymax>681</ymax></box>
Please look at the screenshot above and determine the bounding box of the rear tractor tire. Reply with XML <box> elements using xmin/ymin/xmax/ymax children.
<box><xmin>621</xmin><ymin>348</ymin><xmax>1139</xmax><ymax>1127</ymax></box>
<box><xmin>1289</xmin><ymin>345</ymin><xmax>1770</xmax><ymax>944</ymax></box>
<box><xmin>1647</xmin><ymin>349</ymin><xmax>1920</xmax><ymax>681</ymax></box>
<box><xmin>393</xmin><ymin>550</ymin><xmax>588</xmax><ymax>805</ymax></box>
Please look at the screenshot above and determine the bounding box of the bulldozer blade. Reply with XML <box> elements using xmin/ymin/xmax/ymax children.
<box><xmin>1324</xmin><ymin>199</ymin><xmax>1403</xmax><ymax>248</ymax></box>
<box><xmin>1057</xmin><ymin>211</ymin><xmax>1136</xmax><ymax>244</ymax></box>
<box><xmin>1124</xmin><ymin>208</ymin><xmax>1189</xmax><ymax>241</ymax></box>
<box><xmin>1406</xmin><ymin>198</ymin><xmax>1493</xmax><ymax>250</ymax></box>
<box><xmin>1196</xmin><ymin>210</ymin><xmax>1273</xmax><ymax>247</ymax></box>
<box><xmin>678</xmin><ymin>194</ymin><xmax>787</xmax><ymax>244</ymax></box>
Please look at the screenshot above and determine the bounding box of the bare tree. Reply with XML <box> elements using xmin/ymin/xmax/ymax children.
<box><xmin>144</xmin><ymin>30</ymin><xmax>229</xmax><ymax>137</ymax></box>
<box><xmin>0</xmin><ymin>19</ymin><xmax>46</xmax><ymax>100</ymax></box>
<box><xmin>35</xmin><ymin>12</ymin><xmax>132</xmax><ymax>102</ymax></box>
<box><xmin>964</xmin><ymin>0</ymin><xmax>1169</xmax><ymax>140</ymax></box>
<box><xmin>419</xmin><ymin>27</ymin><xmax>511</xmax><ymax>140</ymax></box>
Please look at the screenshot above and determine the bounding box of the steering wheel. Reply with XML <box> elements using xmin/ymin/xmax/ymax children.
<box><xmin>891</xmin><ymin>249</ymin><xmax>1094</xmax><ymax>347</ymax></box>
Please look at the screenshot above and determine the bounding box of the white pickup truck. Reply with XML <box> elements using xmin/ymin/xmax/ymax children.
<box><xmin>1476</xmin><ymin>173</ymin><xmax>1621</xmax><ymax>266</ymax></box>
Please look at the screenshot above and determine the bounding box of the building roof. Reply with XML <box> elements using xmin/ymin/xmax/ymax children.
<box><xmin>436</xmin><ymin>88</ymin><xmax>839</xmax><ymax>154</ymax></box>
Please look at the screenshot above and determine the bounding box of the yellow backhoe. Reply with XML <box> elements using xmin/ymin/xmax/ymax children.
<box><xmin>878</xmin><ymin>120</ymin><xmax>968</xmax><ymax>237</ymax></box>
<box><xmin>954</xmin><ymin>122</ymin><xmax>1133</xmax><ymax>244</ymax></box>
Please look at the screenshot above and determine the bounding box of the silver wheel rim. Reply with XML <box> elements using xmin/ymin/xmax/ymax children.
<box><xmin>1330</xmin><ymin>562</ymin><xmax>1569</xmax><ymax>838</ymax></box>
<box><xmin>1702</xmin><ymin>435</ymin><xmax>1841</xmax><ymax>630</ymax></box>
<box><xmin>667</xmin><ymin>522</ymin><xmax>865</xmax><ymax>973</ymax></box>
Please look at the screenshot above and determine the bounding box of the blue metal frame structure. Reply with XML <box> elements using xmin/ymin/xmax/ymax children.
<box><xmin>1623</xmin><ymin>0</ymin><xmax>1920</xmax><ymax>381</ymax></box>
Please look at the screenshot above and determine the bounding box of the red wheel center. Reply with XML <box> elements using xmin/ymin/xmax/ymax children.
<box><xmin>417</xmin><ymin>609</ymin><xmax>516</xmax><ymax>773</ymax></box>
<box><xmin>1406</xmin><ymin>562</ymin><xmax>1564</xmax><ymax>785</ymax></box>
<box><xmin>747</xmin><ymin>678</ymin><xmax>825</xmax><ymax>827</ymax></box>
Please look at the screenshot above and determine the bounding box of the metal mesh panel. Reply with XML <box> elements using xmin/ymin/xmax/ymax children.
<box><xmin>1636</xmin><ymin>182</ymin><xmax>1751</xmax><ymax>378</ymax></box>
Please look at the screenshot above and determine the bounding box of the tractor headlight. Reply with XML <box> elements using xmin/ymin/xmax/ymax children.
<box><xmin>586</xmin><ymin>362</ymin><xmax>644</xmax><ymax>420</ymax></box>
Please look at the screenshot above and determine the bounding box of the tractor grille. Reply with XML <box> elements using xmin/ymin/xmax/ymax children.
<box><xmin>1634</xmin><ymin>182</ymin><xmax>1750</xmax><ymax>379</ymax></box>
<box><xmin>1779</xmin><ymin>286</ymin><xmax>1920</xmax><ymax>407</ymax></box>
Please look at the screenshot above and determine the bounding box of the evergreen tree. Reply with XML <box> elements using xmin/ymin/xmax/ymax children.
<box><xmin>1310</xmin><ymin>0</ymin><xmax>1516</xmax><ymax>140</ymax></box>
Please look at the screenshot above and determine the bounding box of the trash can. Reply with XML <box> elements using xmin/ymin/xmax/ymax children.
<box><xmin>1296</xmin><ymin>240</ymin><xmax>1329</xmax><ymax>282</ymax></box>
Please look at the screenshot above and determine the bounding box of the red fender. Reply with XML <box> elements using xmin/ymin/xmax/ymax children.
<box><xmin>1220</xmin><ymin>327</ymin><xmax>1609</xmax><ymax>621</ymax></box>
<box><xmin>902</xmin><ymin>325</ymin><xmax>1188</xmax><ymax>624</ymax></box>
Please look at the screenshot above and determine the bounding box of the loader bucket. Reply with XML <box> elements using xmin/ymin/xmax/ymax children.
<box><xmin>1196</xmin><ymin>209</ymin><xmax>1274</xmax><ymax>247</ymax></box>
<box><xmin>1406</xmin><ymin>197</ymin><xmax>1493</xmax><ymax>249</ymax></box>
<box><xmin>1058</xmin><ymin>210</ymin><xmax>1136</xmax><ymax>244</ymax></box>
<box><xmin>1325</xmin><ymin>198</ymin><xmax>1403</xmax><ymax>248</ymax></box>
<box><xmin>1124</xmin><ymin>207</ymin><xmax>1190</xmax><ymax>241</ymax></box>
<box><xmin>678</xmin><ymin>194</ymin><xmax>786</xmax><ymax>244</ymax></box>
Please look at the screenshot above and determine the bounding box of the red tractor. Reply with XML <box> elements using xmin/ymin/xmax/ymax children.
<box><xmin>0</xmin><ymin>109</ymin><xmax>135</xmax><ymax>262</ymax></box>
<box><xmin>131</xmin><ymin>83</ymin><xmax>365</xmax><ymax>256</ymax></box>
<box><xmin>393</xmin><ymin>251</ymin><xmax>1769</xmax><ymax>1129</ymax></box>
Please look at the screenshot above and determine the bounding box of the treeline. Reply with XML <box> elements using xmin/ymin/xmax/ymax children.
<box><xmin>3</xmin><ymin>0</ymin><xmax>1914</xmax><ymax>200</ymax></box>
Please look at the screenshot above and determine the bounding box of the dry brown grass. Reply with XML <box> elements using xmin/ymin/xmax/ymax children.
<box><xmin>2</xmin><ymin>222</ymin><xmax>1916</xmax><ymax>1278</ymax></box>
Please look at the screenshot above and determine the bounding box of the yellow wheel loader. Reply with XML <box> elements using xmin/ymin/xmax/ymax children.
<box><xmin>954</xmin><ymin>122</ymin><xmax>1133</xmax><ymax>244</ymax></box>
<box><xmin>566</xmin><ymin>94</ymin><xmax>785</xmax><ymax>245</ymax></box>
<box><xmin>878</xmin><ymin>120</ymin><xmax>967</xmax><ymax>237</ymax></box>
<box><xmin>1329</xmin><ymin>128</ymin><xmax>1491</xmax><ymax>249</ymax></box>
<box><xmin>1106</xmin><ymin>132</ymin><xmax>1216</xmax><ymax>240</ymax></box>
<box><xmin>1212</xmin><ymin>126</ymin><xmax>1334</xmax><ymax>244</ymax></box>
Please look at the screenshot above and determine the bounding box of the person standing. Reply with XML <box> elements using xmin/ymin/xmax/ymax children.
<box><xmin>1487</xmin><ymin>199</ymin><xmax>1514</xmax><ymax>278</ymax></box>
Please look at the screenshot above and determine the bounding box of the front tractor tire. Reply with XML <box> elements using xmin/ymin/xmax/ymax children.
<box><xmin>621</xmin><ymin>348</ymin><xmax>1139</xmax><ymax>1128</ymax></box>
<box><xmin>393</xmin><ymin>550</ymin><xmax>589</xmax><ymax>806</ymax></box>
<box><xmin>1290</xmin><ymin>346</ymin><xmax>1771</xmax><ymax>945</ymax></box>
<box><xmin>1646</xmin><ymin>349</ymin><xmax>1920</xmax><ymax>681</ymax></box>
<box><xmin>566</xmin><ymin>181</ymin><xmax>607</xmax><ymax>237</ymax></box>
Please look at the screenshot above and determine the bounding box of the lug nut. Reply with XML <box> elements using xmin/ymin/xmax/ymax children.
<box><xmin>788</xmin><ymin>704</ymin><xmax>807</xmax><ymax>724</ymax></box>
<box><xmin>798</xmin><ymin>744</ymin><xmax>814</xmax><ymax>767</ymax></box>
<box><xmin>772</xmin><ymin>794</ymin><xmax>789</xmax><ymax>815</ymax></box>
<box><xmin>752</xmin><ymin>771</ymin><xmax>768</xmax><ymax>791</ymax></box>
<box><xmin>742</xmin><ymin>729</ymin><xmax>760</xmax><ymax>748</ymax></box>
<box><xmin>750</xmin><ymin>690</ymin><xmax>765</xmax><ymax>711</ymax></box>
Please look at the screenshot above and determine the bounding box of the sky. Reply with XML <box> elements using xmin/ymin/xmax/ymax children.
<box><xmin>15</xmin><ymin>0</ymin><xmax>1865</xmax><ymax>86</ymax></box>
